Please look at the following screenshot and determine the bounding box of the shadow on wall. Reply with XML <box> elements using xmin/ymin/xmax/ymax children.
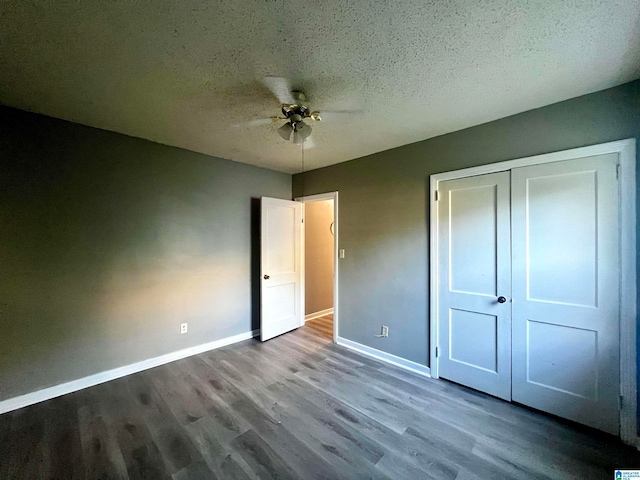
<box><xmin>0</xmin><ymin>106</ymin><xmax>290</xmax><ymax>401</ymax></box>
<box><xmin>250</xmin><ymin>197</ymin><xmax>261</xmax><ymax>332</ymax></box>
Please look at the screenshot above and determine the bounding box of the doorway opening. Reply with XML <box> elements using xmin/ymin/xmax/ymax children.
<box><xmin>298</xmin><ymin>192</ymin><xmax>339</xmax><ymax>343</ymax></box>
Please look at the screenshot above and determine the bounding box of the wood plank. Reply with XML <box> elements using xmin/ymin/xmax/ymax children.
<box><xmin>77</xmin><ymin>387</ymin><xmax>129</xmax><ymax>480</ymax></box>
<box><xmin>126</xmin><ymin>373</ymin><xmax>204</xmax><ymax>476</ymax></box>
<box><xmin>225</xmin><ymin>394</ymin><xmax>347</xmax><ymax>479</ymax></box>
<box><xmin>264</xmin><ymin>381</ymin><xmax>392</xmax><ymax>478</ymax></box>
<box><xmin>183</xmin><ymin>416</ymin><xmax>253</xmax><ymax>480</ymax></box>
<box><xmin>42</xmin><ymin>395</ymin><xmax>84</xmax><ymax>480</ymax></box>
<box><xmin>171</xmin><ymin>460</ymin><xmax>217</xmax><ymax>480</ymax></box>
<box><xmin>126</xmin><ymin>441</ymin><xmax>172</xmax><ymax>480</ymax></box>
<box><xmin>230</xmin><ymin>429</ymin><xmax>299</xmax><ymax>480</ymax></box>
<box><xmin>294</xmin><ymin>361</ymin><xmax>422</xmax><ymax>433</ymax></box>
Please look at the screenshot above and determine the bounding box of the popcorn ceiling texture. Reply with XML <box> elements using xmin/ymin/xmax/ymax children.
<box><xmin>1</xmin><ymin>1</ymin><xmax>638</xmax><ymax>173</ymax></box>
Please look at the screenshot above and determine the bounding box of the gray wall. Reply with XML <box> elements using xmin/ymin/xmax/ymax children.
<box><xmin>293</xmin><ymin>80</ymin><xmax>640</xmax><ymax>368</ymax></box>
<box><xmin>0</xmin><ymin>106</ymin><xmax>291</xmax><ymax>402</ymax></box>
<box><xmin>305</xmin><ymin>200</ymin><xmax>334</xmax><ymax>314</ymax></box>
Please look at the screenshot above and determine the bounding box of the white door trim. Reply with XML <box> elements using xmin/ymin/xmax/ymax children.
<box><xmin>295</xmin><ymin>191</ymin><xmax>339</xmax><ymax>343</ymax></box>
<box><xmin>429</xmin><ymin>138</ymin><xmax>637</xmax><ymax>446</ymax></box>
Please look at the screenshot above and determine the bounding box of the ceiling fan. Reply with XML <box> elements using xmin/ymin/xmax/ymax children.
<box><xmin>274</xmin><ymin>89</ymin><xmax>319</xmax><ymax>145</ymax></box>
<box><xmin>250</xmin><ymin>76</ymin><xmax>360</xmax><ymax>147</ymax></box>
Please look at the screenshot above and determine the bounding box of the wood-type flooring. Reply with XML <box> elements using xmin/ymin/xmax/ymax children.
<box><xmin>1</xmin><ymin>323</ymin><xmax>639</xmax><ymax>479</ymax></box>
<box><xmin>304</xmin><ymin>313</ymin><xmax>333</xmax><ymax>340</ymax></box>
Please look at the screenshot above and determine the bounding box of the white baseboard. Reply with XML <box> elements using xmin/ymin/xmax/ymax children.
<box><xmin>304</xmin><ymin>308</ymin><xmax>334</xmax><ymax>323</ymax></box>
<box><xmin>336</xmin><ymin>336</ymin><xmax>431</xmax><ymax>378</ymax></box>
<box><xmin>0</xmin><ymin>329</ymin><xmax>260</xmax><ymax>415</ymax></box>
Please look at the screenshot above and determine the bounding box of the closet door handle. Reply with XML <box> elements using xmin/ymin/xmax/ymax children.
<box><xmin>497</xmin><ymin>296</ymin><xmax>507</xmax><ymax>303</ymax></box>
<box><xmin>264</xmin><ymin>275</ymin><xmax>270</xmax><ymax>280</ymax></box>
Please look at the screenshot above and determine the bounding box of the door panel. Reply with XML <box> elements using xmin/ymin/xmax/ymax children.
<box><xmin>266</xmin><ymin>205</ymin><xmax>296</xmax><ymax>274</ymax></box>
<box><xmin>449</xmin><ymin>309</ymin><xmax>498</xmax><ymax>372</ymax></box>
<box><xmin>261</xmin><ymin>197</ymin><xmax>302</xmax><ymax>341</ymax></box>
<box><xmin>526</xmin><ymin>320</ymin><xmax>598</xmax><ymax>398</ymax></box>
<box><xmin>525</xmin><ymin>170</ymin><xmax>598</xmax><ymax>307</ymax></box>
<box><xmin>511</xmin><ymin>155</ymin><xmax>619</xmax><ymax>434</ymax></box>
<box><xmin>449</xmin><ymin>185</ymin><xmax>498</xmax><ymax>296</ymax></box>
<box><xmin>437</xmin><ymin>172</ymin><xmax>512</xmax><ymax>400</ymax></box>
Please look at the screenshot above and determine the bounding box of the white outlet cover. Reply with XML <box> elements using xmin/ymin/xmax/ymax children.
<box><xmin>180</xmin><ymin>323</ymin><xmax>188</xmax><ymax>334</ymax></box>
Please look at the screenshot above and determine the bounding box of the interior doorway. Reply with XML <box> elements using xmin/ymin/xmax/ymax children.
<box><xmin>298</xmin><ymin>192</ymin><xmax>339</xmax><ymax>342</ymax></box>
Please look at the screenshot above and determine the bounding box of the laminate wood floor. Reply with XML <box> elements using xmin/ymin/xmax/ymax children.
<box><xmin>1</xmin><ymin>325</ymin><xmax>639</xmax><ymax>479</ymax></box>
<box><xmin>304</xmin><ymin>313</ymin><xmax>333</xmax><ymax>339</ymax></box>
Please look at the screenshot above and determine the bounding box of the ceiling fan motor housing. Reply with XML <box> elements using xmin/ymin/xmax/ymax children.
<box><xmin>282</xmin><ymin>103</ymin><xmax>309</xmax><ymax>120</ymax></box>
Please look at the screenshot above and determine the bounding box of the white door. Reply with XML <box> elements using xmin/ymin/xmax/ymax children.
<box><xmin>437</xmin><ymin>172</ymin><xmax>512</xmax><ymax>400</ymax></box>
<box><xmin>261</xmin><ymin>197</ymin><xmax>302</xmax><ymax>341</ymax></box>
<box><xmin>511</xmin><ymin>155</ymin><xmax>620</xmax><ymax>434</ymax></box>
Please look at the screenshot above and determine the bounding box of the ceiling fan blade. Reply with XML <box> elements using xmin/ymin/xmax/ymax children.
<box><xmin>263</xmin><ymin>77</ymin><xmax>295</xmax><ymax>105</ymax></box>
<box><xmin>315</xmin><ymin>110</ymin><xmax>363</xmax><ymax>122</ymax></box>
<box><xmin>231</xmin><ymin>117</ymin><xmax>276</xmax><ymax>128</ymax></box>
<box><xmin>247</xmin><ymin>118</ymin><xmax>274</xmax><ymax>127</ymax></box>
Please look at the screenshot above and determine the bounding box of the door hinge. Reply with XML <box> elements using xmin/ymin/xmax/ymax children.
<box><xmin>435</xmin><ymin>190</ymin><xmax>439</xmax><ymax>201</ymax></box>
<box><xmin>435</xmin><ymin>346</ymin><xmax>439</xmax><ymax>358</ymax></box>
<box><xmin>616</xmin><ymin>163</ymin><xmax>621</xmax><ymax>179</ymax></box>
<box><xmin>619</xmin><ymin>395</ymin><xmax>624</xmax><ymax>411</ymax></box>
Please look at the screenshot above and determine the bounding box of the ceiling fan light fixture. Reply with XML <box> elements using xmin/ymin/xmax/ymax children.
<box><xmin>277</xmin><ymin>122</ymin><xmax>293</xmax><ymax>140</ymax></box>
<box><xmin>292</xmin><ymin>121</ymin><xmax>312</xmax><ymax>144</ymax></box>
<box><xmin>296</xmin><ymin>121</ymin><xmax>312</xmax><ymax>136</ymax></box>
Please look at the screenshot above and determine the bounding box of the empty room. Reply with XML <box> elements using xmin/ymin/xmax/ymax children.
<box><xmin>1</xmin><ymin>1</ymin><xmax>640</xmax><ymax>478</ymax></box>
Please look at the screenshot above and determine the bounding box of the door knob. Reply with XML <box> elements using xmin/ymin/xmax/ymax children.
<box><xmin>497</xmin><ymin>296</ymin><xmax>507</xmax><ymax>303</ymax></box>
<box><xmin>263</xmin><ymin>275</ymin><xmax>270</xmax><ymax>280</ymax></box>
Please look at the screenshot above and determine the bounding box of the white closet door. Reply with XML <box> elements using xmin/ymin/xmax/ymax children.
<box><xmin>261</xmin><ymin>197</ymin><xmax>302</xmax><ymax>341</ymax></box>
<box><xmin>511</xmin><ymin>155</ymin><xmax>620</xmax><ymax>434</ymax></box>
<box><xmin>437</xmin><ymin>172</ymin><xmax>512</xmax><ymax>400</ymax></box>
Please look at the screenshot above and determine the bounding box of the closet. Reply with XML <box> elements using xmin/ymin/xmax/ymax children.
<box><xmin>433</xmin><ymin>152</ymin><xmax>621</xmax><ymax>435</ymax></box>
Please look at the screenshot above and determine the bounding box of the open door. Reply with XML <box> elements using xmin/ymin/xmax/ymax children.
<box><xmin>261</xmin><ymin>197</ymin><xmax>302</xmax><ymax>341</ymax></box>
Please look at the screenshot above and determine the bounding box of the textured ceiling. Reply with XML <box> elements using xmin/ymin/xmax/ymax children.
<box><xmin>1</xmin><ymin>1</ymin><xmax>639</xmax><ymax>173</ymax></box>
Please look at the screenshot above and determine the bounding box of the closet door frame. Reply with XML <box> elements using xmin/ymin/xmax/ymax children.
<box><xmin>429</xmin><ymin>138</ymin><xmax>636</xmax><ymax>446</ymax></box>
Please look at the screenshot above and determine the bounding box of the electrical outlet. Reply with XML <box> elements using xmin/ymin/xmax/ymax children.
<box><xmin>381</xmin><ymin>325</ymin><xmax>389</xmax><ymax>337</ymax></box>
<box><xmin>339</xmin><ymin>249</ymin><xmax>345</xmax><ymax>258</ymax></box>
<box><xmin>180</xmin><ymin>323</ymin><xmax>188</xmax><ymax>334</ymax></box>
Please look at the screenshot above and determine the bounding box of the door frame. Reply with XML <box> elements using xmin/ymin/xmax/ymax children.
<box><xmin>295</xmin><ymin>191</ymin><xmax>339</xmax><ymax>343</ymax></box>
<box><xmin>429</xmin><ymin>138</ymin><xmax>637</xmax><ymax>445</ymax></box>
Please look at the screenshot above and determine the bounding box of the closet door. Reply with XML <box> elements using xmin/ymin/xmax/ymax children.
<box><xmin>437</xmin><ymin>172</ymin><xmax>512</xmax><ymax>400</ymax></box>
<box><xmin>511</xmin><ymin>155</ymin><xmax>620</xmax><ymax>434</ymax></box>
